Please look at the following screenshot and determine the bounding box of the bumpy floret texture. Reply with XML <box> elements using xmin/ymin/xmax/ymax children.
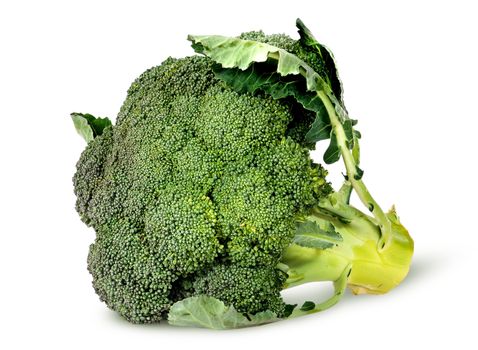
<box><xmin>73</xmin><ymin>36</ymin><xmax>332</xmax><ymax>323</ymax></box>
<box><xmin>192</xmin><ymin>265</ymin><xmax>288</xmax><ymax>316</ymax></box>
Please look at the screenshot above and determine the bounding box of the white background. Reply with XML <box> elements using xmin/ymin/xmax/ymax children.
<box><xmin>1</xmin><ymin>0</ymin><xmax>476</xmax><ymax>348</ymax></box>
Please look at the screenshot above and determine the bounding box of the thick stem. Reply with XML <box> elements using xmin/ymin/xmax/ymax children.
<box><xmin>317</xmin><ymin>90</ymin><xmax>393</xmax><ymax>251</ymax></box>
<box><xmin>282</xmin><ymin>204</ymin><xmax>413</xmax><ymax>304</ymax></box>
<box><xmin>288</xmin><ymin>264</ymin><xmax>351</xmax><ymax>318</ymax></box>
<box><xmin>283</xmin><ymin>245</ymin><xmax>350</xmax><ymax>288</ymax></box>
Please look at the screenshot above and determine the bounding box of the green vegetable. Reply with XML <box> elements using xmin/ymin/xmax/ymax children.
<box><xmin>168</xmin><ymin>295</ymin><xmax>278</xmax><ymax>329</ymax></box>
<box><xmin>71</xmin><ymin>19</ymin><xmax>413</xmax><ymax>329</ymax></box>
<box><xmin>71</xmin><ymin>112</ymin><xmax>112</xmax><ymax>143</ymax></box>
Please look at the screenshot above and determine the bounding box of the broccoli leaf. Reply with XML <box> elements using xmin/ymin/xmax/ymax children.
<box><xmin>212</xmin><ymin>63</ymin><xmax>331</xmax><ymax>143</ymax></box>
<box><xmin>188</xmin><ymin>33</ymin><xmax>330</xmax><ymax>92</ymax></box>
<box><xmin>296</xmin><ymin>19</ymin><xmax>344</xmax><ymax>104</ymax></box>
<box><xmin>188</xmin><ymin>20</ymin><xmax>354</xmax><ymax>164</ymax></box>
<box><xmin>300</xmin><ymin>301</ymin><xmax>316</xmax><ymax>311</ymax></box>
<box><xmin>71</xmin><ymin>112</ymin><xmax>112</xmax><ymax>143</ymax></box>
<box><xmin>323</xmin><ymin>132</ymin><xmax>340</xmax><ymax>164</ymax></box>
<box><xmin>294</xmin><ymin>220</ymin><xmax>342</xmax><ymax>249</ymax></box>
<box><xmin>168</xmin><ymin>295</ymin><xmax>278</xmax><ymax>329</ymax></box>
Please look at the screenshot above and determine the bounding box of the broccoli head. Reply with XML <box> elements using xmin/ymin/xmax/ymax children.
<box><xmin>71</xmin><ymin>19</ymin><xmax>414</xmax><ymax>328</ymax></box>
<box><xmin>73</xmin><ymin>50</ymin><xmax>331</xmax><ymax>322</ymax></box>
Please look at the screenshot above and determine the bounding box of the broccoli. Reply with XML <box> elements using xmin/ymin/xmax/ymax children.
<box><xmin>71</xmin><ymin>19</ymin><xmax>414</xmax><ymax>329</ymax></box>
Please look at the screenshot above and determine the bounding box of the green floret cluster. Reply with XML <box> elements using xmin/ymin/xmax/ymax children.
<box><xmin>192</xmin><ymin>265</ymin><xmax>287</xmax><ymax>315</ymax></box>
<box><xmin>73</xmin><ymin>50</ymin><xmax>331</xmax><ymax>322</ymax></box>
<box><xmin>72</xmin><ymin>19</ymin><xmax>414</xmax><ymax>328</ymax></box>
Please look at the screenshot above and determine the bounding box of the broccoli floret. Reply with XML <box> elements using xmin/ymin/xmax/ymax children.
<box><xmin>192</xmin><ymin>264</ymin><xmax>287</xmax><ymax>316</ymax></box>
<box><xmin>87</xmin><ymin>219</ymin><xmax>176</xmax><ymax>323</ymax></box>
<box><xmin>73</xmin><ymin>126</ymin><xmax>113</xmax><ymax>226</ymax></box>
<box><xmin>144</xmin><ymin>186</ymin><xmax>222</xmax><ymax>275</ymax></box>
<box><xmin>72</xmin><ymin>19</ymin><xmax>414</xmax><ymax>329</ymax></box>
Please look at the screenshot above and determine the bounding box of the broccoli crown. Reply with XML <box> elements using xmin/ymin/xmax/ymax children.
<box><xmin>73</xmin><ymin>34</ymin><xmax>332</xmax><ymax>323</ymax></box>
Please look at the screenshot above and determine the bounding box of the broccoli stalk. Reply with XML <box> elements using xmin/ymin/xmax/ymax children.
<box><xmin>277</xmin><ymin>28</ymin><xmax>413</xmax><ymax>309</ymax></box>
<box><xmin>317</xmin><ymin>90</ymin><xmax>394</xmax><ymax>252</ymax></box>
<box><xmin>276</xmin><ymin>89</ymin><xmax>414</xmax><ymax>316</ymax></box>
<box><xmin>281</xmin><ymin>182</ymin><xmax>413</xmax><ymax>316</ymax></box>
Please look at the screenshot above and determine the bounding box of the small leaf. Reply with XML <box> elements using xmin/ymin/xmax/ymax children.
<box><xmin>283</xmin><ymin>304</ymin><xmax>297</xmax><ymax>317</ymax></box>
<box><xmin>71</xmin><ymin>113</ymin><xmax>94</xmax><ymax>143</ymax></box>
<box><xmin>300</xmin><ymin>301</ymin><xmax>316</xmax><ymax>311</ymax></box>
<box><xmin>304</xmin><ymin>103</ymin><xmax>331</xmax><ymax>143</ymax></box>
<box><xmin>168</xmin><ymin>295</ymin><xmax>278</xmax><ymax>329</ymax></box>
<box><xmin>71</xmin><ymin>112</ymin><xmax>112</xmax><ymax>143</ymax></box>
<box><xmin>294</xmin><ymin>220</ymin><xmax>342</xmax><ymax>249</ymax></box>
<box><xmin>343</xmin><ymin>119</ymin><xmax>355</xmax><ymax>149</ymax></box>
<box><xmin>323</xmin><ymin>132</ymin><xmax>340</xmax><ymax>164</ymax></box>
<box><xmin>336</xmin><ymin>181</ymin><xmax>353</xmax><ymax>204</ymax></box>
<box><xmin>296</xmin><ymin>18</ymin><xmax>318</xmax><ymax>47</ymax></box>
<box><xmin>354</xmin><ymin>166</ymin><xmax>364</xmax><ymax>180</ymax></box>
<box><xmin>352</xmin><ymin>130</ymin><xmax>361</xmax><ymax>164</ymax></box>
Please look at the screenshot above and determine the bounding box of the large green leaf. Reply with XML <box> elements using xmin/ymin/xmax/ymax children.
<box><xmin>323</xmin><ymin>131</ymin><xmax>340</xmax><ymax>164</ymax></box>
<box><xmin>188</xmin><ymin>33</ymin><xmax>333</xmax><ymax>98</ymax></box>
<box><xmin>71</xmin><ymin>112</ymin><xmax>112</xmax><ymax>143</ymax></box>
<box><xmin>168</xmin><ymin>295</ymin><xmax>278</xmax><ymax>329</ymax></box>
<box><xmin>188</xmin><ymin>20</ymin><xmax>355</xmax><ymax>164</ymax></box>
